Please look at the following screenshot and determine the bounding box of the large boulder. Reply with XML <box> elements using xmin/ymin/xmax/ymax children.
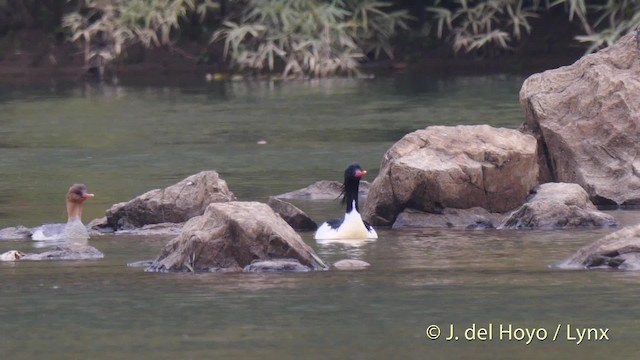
<box><xmin>363</xmin><ymin>125</ymin><xmax>539</xmax><ymax>226</ymax></box>
<box><xmin>561</xmin><ymin>224</ymin><xmax>640</xmax><ymax>270</ymax></box>
<box><xmin>520</xmin><ymin>30</ymin><xmax>640</xmax><ymax>206</ymax></box>
<box><xmin>106</xmin><ymin>171</ymin><xmax>235</xmax><ymax>230</ymax></box>
<box><xmin>500</xmin><ymin>183</ymin><xmax>618</xmax><ymax>229</ymax></box>
<box><xmin>146</xmin><ymin>201</ymin><xmax>326</xmax><ymax>272</ymax></box>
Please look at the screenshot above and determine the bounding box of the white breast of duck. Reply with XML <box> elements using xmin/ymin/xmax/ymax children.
<box><xmin>315</xmin><ymin>200</ymin><xmax>378</xmax><ymax>240</ymax></box>
<box><xmin>314</xmin><ymin>163</ymin><xmax>378</xmax><ymax>240</ymax></box>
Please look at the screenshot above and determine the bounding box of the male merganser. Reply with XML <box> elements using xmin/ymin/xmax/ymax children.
<box><xmin>31</xmin><ymin>184</ymin><xmax>94</xmax><ymax>242</ymax></box>
<box><xmin>314</xmin><ymin>163</ymin><xmax>378</xmax><ymax>240</ymax></box>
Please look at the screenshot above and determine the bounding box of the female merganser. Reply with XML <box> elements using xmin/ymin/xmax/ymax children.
<box><xmin>314</xmin><ymin>163</ymin><xmax>378</xmax><ymax>240</ymax></box>
<box><xmin>31</xmin><ymin>184</ymin><xmax>94</xmax><ymax>242</ymax></box>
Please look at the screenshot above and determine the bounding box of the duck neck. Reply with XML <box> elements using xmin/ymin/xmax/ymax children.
<box><xmin>343</xmin><ymin>178</ymin><xmax>360</xmax><ymax>213</ymax></box>
<box><xmin>66</xmin><ymin>201</ymin><xmax>83</xmax><ymax>222</ymax></box>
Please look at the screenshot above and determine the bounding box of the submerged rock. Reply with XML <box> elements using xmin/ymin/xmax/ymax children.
<box><xmin>243</xmin><ymin>259</ymin><xmax>311</xmax><ymax>272</ymax></box>
<box><xmin>500</xmin><ymin>183</ymin><xmax>618</xmax><ymax>229</ymax></box>
<box><xmin>275</xmin><ymin>180</ymin><xmax>370</xmax><ymax>200</ymax></box>
<box><xmin>267</xmin><ymin>197</ymin><xmax>317</xmax><ymax>231</ymax></box>
<box><xmin>561</xmin><ymin>224</ymin><xmax>640</xmax><ymax>270</ymax></box>
<box><xmin>520</xmin><ymin>31</ymin><xmax>640</xmax><ymax>207</ymax></box>
<box><xmin>105</xmin><ymin>170</ymin><xmax>236</xmax><ymax>230</ymax></box>
<box><xmin>393</xmin><ymin>207</ymin><xmax>504</xmax><ymax>229</ymax></box>
<box><xmin>333</xmin><ymin>259</ymin><xmax>370</xmax><ymax>270</ymax></box>
<box><xmin>127</xmin><ymin>260</ymin><xmax>154</xmax><ymax>268</ymax></box>
<box><xmin>110</xmin><ymin>222</ymin><xmax>184</xmax><ymax>236</ymax></box>
<box><xmin>0</xmin><ymin>244</ymin><xmax>104</xmax><ymax>261</ymax></box>
<box><xmin>146</xmin><ymin>201</ymin><xmax>327</xmax><ymax>273</ymax></box>
<box><xmin>363</xmin><ymin>125</ymin><xmax>539</xmax><ymax>226</ymax></box>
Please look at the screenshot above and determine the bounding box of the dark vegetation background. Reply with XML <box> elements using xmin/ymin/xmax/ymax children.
<box><xmin>0</xmin><ymin>0</ymin><xmax>634</xmax><ymax>79</ymax></box>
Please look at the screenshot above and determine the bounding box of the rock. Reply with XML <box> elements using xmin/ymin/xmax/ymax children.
<box><xmin>275</xmin><ymin>180</ymin><xmax>370</xmax><ymax>200</ymax></box>
<box><xmin>243</xmin><ymin>259</ymin><xmax>311</xmax><ymax>272</ymax></box>
<box><xmin>106</xmin><ymin>171</ymin><xmax>235</xmax><ymax>230</ymax></box>
<box><xmin>561</xmin><ymin>224</ymin><xmax>640</xmax><ymax>269</ymax></box>
<box><xmin>500</xmin><ymin>183</ymin><xmax>618</xmax><ymax>229</ymax></box>
<box><xmin>0</xmin><ymin>244</ymin><xmax>104</xmax><ymax>261</ymax></box>
<box><xmin>145</xmin><ymin>201</ymin><xmax>327</xmax><ymax>273</ymax></box>
<box><xmin>616</xmin><ymin>253</ymin><xmax>640</xmax><ymax>270</ymax></box>
<box><xmin>111</xmin><ymin>222</ymin><xmax>184</xmax><ymax>236</ymax></box>
<box><xmin>333</xmin><ymin>259</ymin><xmax>370</xmax><ymax>270</ymax></box>
<box><xmin>363</xmin><ymin>125</ymin><xmax>539</xmax><ymax>226</ymax></box>
<box><xmin>0</xmin><ymin>250</ymin><xmax>25</xmax><ymax>261</ymax></box>
<box><xmin>393</xmin><ymin>207</ymin><xmax>504</xmax><ymax>229</ymax></box>
<box><xmin>87</xmin><ymin>217</ymin><xmax>114</xmax><ymax>234</ymax></box>
<box><xmin>20</xmin><ymin>244</ymin><xmax>104</xmax><ymax>260</ymax></box>
<box><xmin>267</xmin><ymin>197</ymin><xmax>317</xmax><ymax>231</ymax></box>
<box><xmin>520</xmin><ymin>31</ymin><xmax>640</xmax><ymax>207</ymax></box>
<box><xmin>88</xmin><ymin>217</ymin><xmax>183</xmax><ymax>237</ymax></box>
<box><xmin>0</xmin><ymin>225</ymin><xmax>32</xmax><ymax>240</ymax></box>
<box><xmin>127</xmin><ymin>260</ymin><xmax>154</xmax><ymax>267</ymax></box>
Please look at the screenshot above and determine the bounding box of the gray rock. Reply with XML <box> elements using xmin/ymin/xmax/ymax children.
<box><xmin>0</xmin><ymin>225</ymin><xmax>32</xmax><ymax>240</ymax></box>
<box><xmin>127</xmin><ymin>260</ymin><xmax>154</xmax><ymax>268</ymax></box>
<box><xmin>243</xmin><ymin>259</ymin><xmax>311</xmax><ymax>272</ymax></box>
<box><xmin>275</xmin><ymin>180</ymin><xmax>370</xmax><ymax>200</ymax></box>
<box><xmin>333</xmin><ymin>259</ymin><xmax>370</xmax><ymax>270</ymax></box>
<box><xmin>146</xmin><ymin>201</ymin><xmax>327</xmax><ymax>273</ymax></box>
<box><xmin>617</xmin><ymin>253</ymin><xmax>640</xmax><ymax>270</ymax></box>
<box><xmin>105</xmin><ymin>170</ymin><xmax>235</xmax><ymax>230</ymax></box>
<box><xmin>500</xmin><ymin>183</ymin><xmax>618</xmax><ymax>229</ymax></box>
<box><xmin>267</xmin><ymin>197</ymin><xmax>317</xmax><ymax>231</ymax></box>
<box><xmin>0</xmin><ymin>250</ymin><xmax>25</xmax><ymax>261</ymax></box>
<box><xmin>88</xmin><ymin>217</ymin><xmax>183</xmax><ymax>237</ymax></box>
<box><xmin>520</xmin><ymin>31</ymin><xmax>640</xmax><ymax>207</ymax></box>
<box><xmin>363</xmin><ymin>125</ymin><xmax>539</xmax><ymax>226</ymax></box>
<box><xmin>393</xmin><ymin>207</ymin><xmax>504</xmax><ymax>229</ymax></box>
<box><xmin>561</xmin><ymin>224</ymin><xmax>640</xmax><ymax>269</ymax></box>
<box><xmin>112</xmin><ymin>222</ymin><xmax>184</xmax><ymax>236</ymax></box>
<box><xmin>0</xmin><ymin>244</ymin><xmax>104</xmax><ymax>261</ymax></box>
<box><xmin>87</xmin><ymin>217</ymin><xmax>115</xmax><ymax>234</ymax></box>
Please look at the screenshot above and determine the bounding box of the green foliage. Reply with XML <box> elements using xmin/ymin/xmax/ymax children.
<box><xmin>428</xmin><ymin>0</ymin><xmax>640</xmax><ymax>55</ymax></box>
<box><xmin>212</xmin><ymin>0</ymin><xmax>411</xmax><ymax>78</ymax></box>
<box><xmin>427</xmin><ymin>0</ymin><xmax>538</xmax><ymax>53</ymax></box>
<box><xmin>3</xmin><ymin>0</ymin><xmax>640</xmax><ymax>76</ymax></box>
<box><xmin>566</xmin><ymin>0</ymin><xmax>640</xmax><ymax>53</ymax></box>
<box><xmin>63</xmin><ymin>0</ymin><xmax>219</xmax><ymax>69</ymax></box>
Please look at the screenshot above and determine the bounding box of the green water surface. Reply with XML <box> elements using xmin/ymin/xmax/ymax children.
<box><xmin>1</xmin><ymin>75</ymin><xmax>638</xmax><ymax>360</ymax></box>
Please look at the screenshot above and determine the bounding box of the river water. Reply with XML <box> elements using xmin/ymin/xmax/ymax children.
<box><xmin>1</xmin><ymin>75</ymin><xmax>639</xmax><ymax>359</ymax></box>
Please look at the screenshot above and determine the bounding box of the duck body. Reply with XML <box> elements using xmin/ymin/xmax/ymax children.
<box><xmin>315</xmin><ymin>200</ymin><xmax>378</xmax><ymax>240</ymax></box>
<box><xmin>31</xmin><ymin>223</ymin><xmax>67</xmax><ymax>241</ymax></box>
<box><xmin>314</xmin><ymin>164</ymin><xmax>378</xmax><ymax>241</ymax></box>
<box><xmin>31</xmin><ymin>184</ymin><xmax>94</xmax><ymax>243</ymax></box>
<box><xmin>31</xmin><ymin>219</ymin><xmax>89</xmax><ymax>242</ymax></box>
